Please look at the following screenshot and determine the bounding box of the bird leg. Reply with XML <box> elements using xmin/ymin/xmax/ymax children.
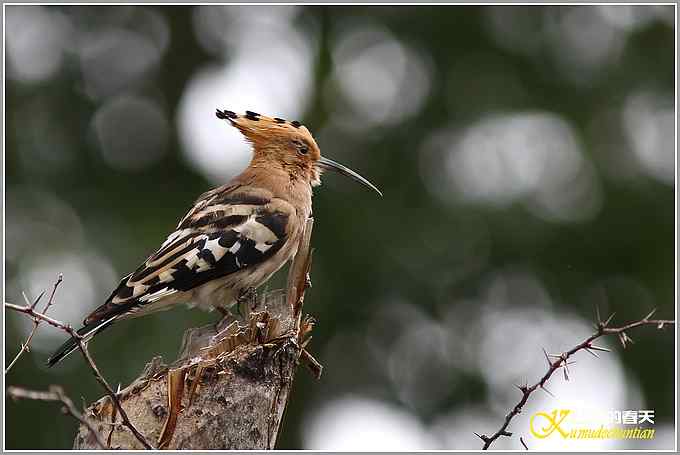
<box><xmin>215</xmin><ymin>306</ymin><xmax>229</xmax><ymax>317</ymax></box>
<box><xmin>236</xmin><ymin>287</ymin><xmax>258</xmax><ymax>320</ymax></box>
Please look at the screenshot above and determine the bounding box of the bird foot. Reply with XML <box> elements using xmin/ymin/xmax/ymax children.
<box><xmin>212</xmin><ymin>288</ymin><xmax>258</xmax><ymax>324</ymax></box>
<box><xmin>213</xmin><ymin>306</ymin><xmax>237</xmax><ymax>329</ymax></box>
<box><xmin>236</xmin><ymin>287</ymin><xmax>258</xmax><ymax>320</ymax></box>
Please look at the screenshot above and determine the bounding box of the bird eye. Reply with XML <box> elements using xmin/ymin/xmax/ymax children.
<box><xmin>293</xmin><ymin>140</ymin><xmax>309</xmax><ymax>155</ymax></box>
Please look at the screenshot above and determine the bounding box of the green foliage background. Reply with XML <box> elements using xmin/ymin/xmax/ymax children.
<box><xmin>5</xmin><ymin>5</ymin><xmax>675</xmax><ymax>450</ymax></box>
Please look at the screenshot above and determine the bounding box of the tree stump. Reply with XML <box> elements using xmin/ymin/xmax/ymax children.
<box><xmin>73</xmin><ymin>219</ymin><xmax>318</xmax><ymax>450</ymax></box>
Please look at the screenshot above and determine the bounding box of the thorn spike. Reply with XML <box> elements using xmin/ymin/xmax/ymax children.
<box><xmin>588</xmin><ymin>344</ymin><xmax>611</xmax><ymax>352</ymax></box>
<box><xmin>474</xmin><ymin>432</ymin><xmax>489</xmax><ymax>442</ymax></box>
<box><xmin>514</xmin><ymin>383</ymin><xmax>527</xmax><ymax>394</ymax></box>
<box><xmin>31</xmin><ymin>290</ymin><xmax>46</xmax><ymax>309</ymax></box>
<box><xmin>603</xmin><ymin>312</ymin><xmax>616</xmax><ymax>327</ymax></box>
<box><xmin>540</xmin><ymin>384</ymin><xmax>555</xmax><ymax>397</ymax></box>
<box><xmin>541</xmin><ymin>347</ymin><xmax>552</xmax><ymax>367</ymax></box>
<box><xmin>584</xmin><ymin>347</ymin><xmax>599</xmax><ymax>358</ymax></box>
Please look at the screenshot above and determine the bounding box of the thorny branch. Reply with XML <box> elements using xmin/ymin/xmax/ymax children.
<box><xmin>5</xmin><ymin>280</ymin><xmax>156</xmax><ymax>450</ymax></box>
<box><xmin>5</xmin><ymin>302</ymin><xmax>77</xmax><ymax>333</ymax></box>
<box><xmin>7</xmin><ymin>385</ymin><xmax>107</xmax><ymax>450</ymax></box>
<box><xmin>476</xmin><ymin>308</ymin><xmax>675</xmax><ymax>450</ymax></box>
<box><xmin>75</xmin><ymin>339</ymin><xmax>155</xmax><ymax>449</ymax></box>
<box><xmin>6</xmin><ymin>274</ymin><xmax>63</xmax><ymax>374</ymax></box>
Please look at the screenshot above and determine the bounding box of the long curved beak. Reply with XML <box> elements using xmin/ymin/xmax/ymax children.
<box><xmin>318</xmin><ymin>157</ymin><xmax>383</xmax><ymax>197</ymax></box>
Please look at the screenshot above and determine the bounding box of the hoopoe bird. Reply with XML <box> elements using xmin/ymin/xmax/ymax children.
<box><xmin>47</xmin><ymin>109</ymin><xmax>381</xmax><ymax>367</ymax></box>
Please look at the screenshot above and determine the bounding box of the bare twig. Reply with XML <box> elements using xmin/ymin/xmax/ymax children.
<box><xmin>5</xmin><ymin>301</ymin><xmax>75</xmax><ymax>333</ymax></box>
<box><xmin>477</xmin><ymin>309</ymin><xmax>675</xmax><ymax>450</ymax></box>
<box><xmin>5</xmin><ymin>294</ymin><xmax>155</xmax><ymax>449</ymax></box>
<box><xmin>6</xmin><ymin>274</ymin><xmax>63</xmax><ymax>373</ymax></box>
<box><xmin>7</xmin><ymin>385</ymin><xmax>107</xmax><ymax>450</ymax></box>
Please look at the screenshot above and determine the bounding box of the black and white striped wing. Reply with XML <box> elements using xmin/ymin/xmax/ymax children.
<box><xmin>84</xmin><ymin>196</ymin><xmax>289</xmax><ymax>325</ymax></box>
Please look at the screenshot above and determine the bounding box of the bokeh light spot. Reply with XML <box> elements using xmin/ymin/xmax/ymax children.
<box><xmin>92</xmin><ymin>95</ymin><xmax>169</xmax><ymax>172</ymax></box>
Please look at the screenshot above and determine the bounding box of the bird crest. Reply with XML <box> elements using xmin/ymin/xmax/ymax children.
<box><xmin>216</xmin><ymin>109</ymin><xmax>320</xmax><ymax>154</ymax></box>
<box><xmin>216</xmin><ymin>108</ymin><xmax>382</xmax><ymax>196</ymax></box>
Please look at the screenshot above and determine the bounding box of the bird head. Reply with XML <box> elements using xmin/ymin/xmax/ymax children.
<box><xmin>216</xmin><ymin>109</ymin><xmax>382</xmax><ymax>196</ymax></box>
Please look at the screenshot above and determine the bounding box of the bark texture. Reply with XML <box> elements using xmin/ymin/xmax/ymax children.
<box><xmin>73</xmin><ymin>219</ymin><xmax>316</xmax><ymax>450</ymax></box>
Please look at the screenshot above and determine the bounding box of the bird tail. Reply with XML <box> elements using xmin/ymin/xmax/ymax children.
<box><xmin>46</xmin><ymin>316</ymin><xmax>117</xmax><ymax>368</ymax></box>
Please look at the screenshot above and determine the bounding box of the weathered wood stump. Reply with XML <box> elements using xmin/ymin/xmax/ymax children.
<box><xmin>73</xmin><ymin>219</ymin><xmax>318</xmax><ymax>450</ymax></box>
